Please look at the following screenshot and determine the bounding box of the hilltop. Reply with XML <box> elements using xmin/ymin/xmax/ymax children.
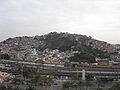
<box><xmin>0</xmin><ymin>32</ymin><xmax>119</xmax><ymax>63</ymax></box>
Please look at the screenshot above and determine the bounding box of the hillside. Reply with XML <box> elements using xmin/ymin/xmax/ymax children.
<box><xmin>35</xmin><ymin>32</ymin><xmax>115</xmax><ymax>52</ymax></box>
<box><xmin>0</xmin><ymin>32</ymin><xmax>119</xmax><ymax>63</ymax></box>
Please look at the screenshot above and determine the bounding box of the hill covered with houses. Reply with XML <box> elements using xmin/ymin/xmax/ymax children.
<box><xmin>0</xmin><ymin>32</ymin><xmax>120</xmax><ymax>64</ymax></box>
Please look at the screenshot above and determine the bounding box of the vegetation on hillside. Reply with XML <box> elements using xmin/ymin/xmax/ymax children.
<box><xmin>37</xmin><ymin>32</ymin><xmax>110</xmax><ymax>63</ymax></box>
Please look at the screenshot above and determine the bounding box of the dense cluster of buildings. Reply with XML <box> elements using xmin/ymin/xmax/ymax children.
<box><xmin>0</xmin><ymin>33</ymin><xmax>120</xmax><ymax>64</ymax></box>
<box><xmin>0</xmin><ymin>71</ymin><xmax>14</xmax><ymax>86</ymax></box>
<box><xmin>0</xmin><ymin>38</ymin><xmax>79</xmax><ymax>63</ymax></box>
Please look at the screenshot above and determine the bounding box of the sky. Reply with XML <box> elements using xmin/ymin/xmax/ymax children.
<box><xmin>0</xmin><ymin>0</ymin><xmax>120</xmax><ymax>44</ymax></box>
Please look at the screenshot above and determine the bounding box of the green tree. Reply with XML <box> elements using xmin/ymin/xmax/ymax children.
<box><xmin>82</xmin><ymin>80</ymin><xmax>93</xmax><ymax>90</ymax></box>
<box><xmin>40</xmin><ymin>76</ymin><xmax>53</xmax><ymax>86</ymax></box>
<box><xmin>96</xmin><ymin>88</ymin><xmax>103</xmax><ymax>90</ymax></box>
<box><xmin>0</xmin><ymin>53</ymin><xmax>10</xmax><ymax>60</ymax></box>
<box><xmin>28</xmin><ymin>74</ymin><xmax>53</xmax><ymax>89</ymax></box>
<box><xmin>11</xmin><ymin>78</ymin><xmax>22</xmax><ymax>88</ymax></box>
<box><xmin>62</xmin><ymin>80</ymin><xmax>75</xmax><ymax>90</ymax></box>
<box><xmin>111</xmin><ymin>82</ymin><xmax>120</xmax><ymax>90</ymax></box>
<box><xmin>96</xmin><ymin>78</ymin><xmax>109</xmax><ymax>89</ymax></box>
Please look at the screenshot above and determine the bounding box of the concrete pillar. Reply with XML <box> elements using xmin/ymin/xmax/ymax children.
<box><xmin>82</xmin><ymin>69</ymin><xmax>85</xmax><ymax>80</ymax></box>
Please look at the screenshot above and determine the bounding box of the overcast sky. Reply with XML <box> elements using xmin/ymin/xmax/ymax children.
<box><xmin>0</xmin><ymin>0</ymin><xmax>120</xmax><ymax>44</ymax></box>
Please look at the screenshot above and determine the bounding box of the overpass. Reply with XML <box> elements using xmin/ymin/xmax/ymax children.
<box><xmin>0</xmin><ymin>59</ymin><xmax>120</xmax><ymax>79</ymax></box>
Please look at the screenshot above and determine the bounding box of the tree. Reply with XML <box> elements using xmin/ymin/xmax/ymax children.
<box><xmin>96</xmin><ymin>88</ymin><xmax>103</xmax><ymax>90</ymax></box>
<box><xmin>111</xmin><ymin>82</ymin><xmax>120</xmax><ymax>90</ymax></box>
<box><xmin>11</xmin><ymin>78</ymin><xmax>22</xmax><ymax>88</ymax></box>
<box><xmin>40</xmin><ymin>76</ymin><xmax>53</xmax><ymax>86</ymax></box>
<box><xmin>26</xmin><ymin>86</ymin><xmax>35</xmax><ymax>90</ymax></box>
<box><xmin>0</xmin><ymin>53</ymin><xmax>10</xmax><ymax>60</ymax></box>
<box><xmin>69</xmin><ymin>52</ymin><xmax>96</xmax><ymax>64</ymax></box>
<box><xmin>29</xmin><ymin>75</ymin><xmax>41</xmax><ymax>87</ymax></box>
<box><xmin>96</xmin><ymin>78</ymin><xmax>109</xmax><ymax>89</ymax></box>
<box><xmin>62</xmin><ymin>80</ymin><xmax>75</xmax><ymax>90</ymax></box>
<box><xmin>0</xmin><ymin>86</ymin><xmax>20</xmax><ymax>90</ymax></box>
<box><xmin>28</xmin><ymin>74</ymin><xmax>53</xmax><ymax>89</ymax></box>
<box><xmin>82</xmin><ymin>80</ymin><xmax>93</xmax><ymax>90</ymax></box>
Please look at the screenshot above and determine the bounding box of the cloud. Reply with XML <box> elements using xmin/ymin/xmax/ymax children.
<box><xmin>0</xmin><ymin>0</ymin><xmax>120</xmax><ymax>43</ymax></box>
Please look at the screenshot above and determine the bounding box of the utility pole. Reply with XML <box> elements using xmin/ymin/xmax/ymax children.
<box><xmin>82</xmin><ymin>69</ymin><xmax>85</xmax><ymax>80</ymax></box>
